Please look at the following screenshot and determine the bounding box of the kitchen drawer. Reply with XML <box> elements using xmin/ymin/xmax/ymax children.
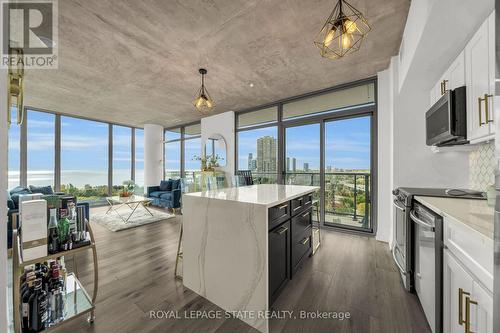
<box><xmin>443</xmin><ymin>215</ymin><xmax>493</xmax><ymax>292</ymax></box>
<box><xmin>291</xmin><ymin>207</ymin><xmax>313</xmax><ymax>241</ymax></box>
<box><xmin>268</xmin><ymin>201</ymin><xmax>290</xmax><ymax>230</ymax></box>
<box><xmin>291</xmin><ymin>193</ymin><xmax>314</xmax><ymax>217</ymax></box>
<box><xmin>291</xmin><ymin>225</ymin><xmax>312</xmax><ymax>276</ymax></box>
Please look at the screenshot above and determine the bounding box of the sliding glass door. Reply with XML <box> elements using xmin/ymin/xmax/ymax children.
<box><xmin>283</xmin><ymin>115</ymin><xmax>373</xmax><ymax>232</ymax></box>
<box><xmin>324</xmin><ymin>116</ymin><xmax>372</xmax><ymax>231</ymax></box>
<box><xmin>284</xmin><ymin>123</ymin><xmax>321</xmax><ymax>223</ymax></box>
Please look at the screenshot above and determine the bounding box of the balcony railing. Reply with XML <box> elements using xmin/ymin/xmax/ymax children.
<box><xmin>282</xmin><ymin>172</ymin><xmax>371</xmax><ymax>229</ymax></box>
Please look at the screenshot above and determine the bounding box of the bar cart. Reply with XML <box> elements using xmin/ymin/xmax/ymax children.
<box><xmin>11</xmin><ymin>216</ymin><xmax>98</xmax><ymax>333</ymax></box>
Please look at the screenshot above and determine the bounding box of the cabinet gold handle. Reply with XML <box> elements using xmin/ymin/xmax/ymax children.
<box><xmin>484</xmin><ymin>93</ymin><xmax>493</xmax><ymax>124</ymax></box>
<box><xmin>459</xmin><ymin>288</ymin><xmax>469</xmax><ymax>326</ymax></box>
<box><xmin>300</xmin><ymin>237</ymin><xmax>310</xmax><ymax>245</ymax></box>
<box><xmin>302</xmin><ymin>212</ymin><xmax>310</xmax><ymax>218</ymax></box>
<box><xmin>478</xmin><ymin>97</ymin><xmax>485</xmax><ymax>126</ymax></box>
<box><xmin>465</xmin><ymin>296</ymin><xmax>478</xmax><ymax>333</ymax></box>
<box><xmin>277</xmin><ymin>204</ymin><xmax>288</xmax><ymax>210</ymax></box>
<box><xmin>441</xmin><ymin>79</ymin><xmax>448</xmax><ymax>95</ymax></box>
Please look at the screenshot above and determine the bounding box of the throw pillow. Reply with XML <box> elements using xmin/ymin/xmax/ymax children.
<box><xmin>160</xmin><ymin>180</ymin><xmax>173</xmax><ymax>191</ymax></box>
<box><xmin>9</xmin><ymin>186</ymin><xmax>32</xmax><ymax>208</ymax></box>
<box><xmin>171</xmin><ymin>179</ymin><xmax>181</xmax><ymax>190</ymax></box>
<box><xmin>29</xmin><ymin>185</ymin><xmax>54</xmax><ymax>195</ymax></box>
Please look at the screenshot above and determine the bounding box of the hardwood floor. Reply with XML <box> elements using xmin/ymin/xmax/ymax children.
<box><xmin>50</xmin><ymin>207</ymin><xmax>430</xmax><ymax>333</ymax></box>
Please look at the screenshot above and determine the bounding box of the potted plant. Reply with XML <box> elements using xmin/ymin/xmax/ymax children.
<box><xmin>120</xmin><ymin>180</ymin><xmax>136</xmax><ymax>197</ymax></box>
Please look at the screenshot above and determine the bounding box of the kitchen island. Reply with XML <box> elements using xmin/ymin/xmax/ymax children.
<box><xmin>182</xmin><ymin>184</ymin><xmax>319</xmax><ymax>333</ymax></box>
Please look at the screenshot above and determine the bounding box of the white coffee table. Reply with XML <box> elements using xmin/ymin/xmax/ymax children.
<box><xmin>105</xmin><ymin>195</ymin><xmax>153</xmax><ymax>223</ymax></box>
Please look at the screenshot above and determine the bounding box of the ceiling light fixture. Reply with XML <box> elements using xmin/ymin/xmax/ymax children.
<box><xmin>314</xmin><ymin>0</ymin><xmax>370</xmax><ymax>60</ymax></box>
<box><xmin>193</xmin><ymin>68</ymin><xmax>215</xmax><ymax>114</ymax></box>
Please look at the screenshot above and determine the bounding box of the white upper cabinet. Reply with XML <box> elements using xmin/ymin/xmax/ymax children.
<box><xmin>429</xmin><ymin>51</ymin><xmax>465</xmax><ymax>106</ymax></box>
<box><xmin>465</xmin><ymin>11</ymin><xmax>495</xmax><ymax>143</ymax></box>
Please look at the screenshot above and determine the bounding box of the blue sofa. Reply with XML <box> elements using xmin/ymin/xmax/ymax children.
<box><xmin>147</xmin><ymin>179</ymin><xmax>181</xmax><ymax>209</ymax></box>
<box><xmin>7</xmin><ymin>186</ymin><xmax>90</xmax><ymax>249</ymax></box>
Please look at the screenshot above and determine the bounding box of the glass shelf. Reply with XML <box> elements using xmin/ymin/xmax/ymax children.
<box><xmin>44</xmin><ymin>273</ymin><xmax>94</xmax><ymax>332</ymax></box>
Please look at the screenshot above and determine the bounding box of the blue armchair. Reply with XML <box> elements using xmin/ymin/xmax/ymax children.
<box><xmin>147</xmin><ymin>179</ymin><xmax>181</xmax><ymax>209</ymax></box>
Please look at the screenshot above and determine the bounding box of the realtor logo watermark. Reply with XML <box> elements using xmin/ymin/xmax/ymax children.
<box><xmin>1</xmin><ymin>0</ymin><xmax>58</xmax><ymax>69</ymax></box>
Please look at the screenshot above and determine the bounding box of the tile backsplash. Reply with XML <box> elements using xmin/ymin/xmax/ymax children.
<box><xmin>469</xmin><ymin>141</ymin><xmax>495</xmax><ymax>191</ymax></box>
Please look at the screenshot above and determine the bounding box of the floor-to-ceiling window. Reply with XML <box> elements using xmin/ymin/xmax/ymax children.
<box><xmin>324</xmin><ymin>116</ymin><xmax>372</xmax><ymax>230</ymax></box>
<box><xmin>8</xmin><ymin>107</ymin><xmax>21</xmax><ymax>189</ymax></box>
<box><xmin>163</xmin><ymin>123</ymin><xmax>202</xmax><ymax>181</ymax></box>
<box><xmin>112</xmin><ymin>125</ymin><xmax>132</xmax><ymax>194</ymax></box>
<box><xmin>164</xmin><ymin>128</ymin><xmax>181</xmax><ymax>179</ymax></box>
<box><xmin>236</xmin><ymin>106</ymin><xmax>278</xmax><ymax>184</ymax></box>
<box><xmin>135</xmin><ymin>128</ymin><xmax>144</xmax><ymax>193</ymax></box>
<box><xmin>183</xmin><ymin>123</ymin><xmax>201</xmax><ymax>183</ymax></box>
<box><xmin>8</xmin><ymin>108</ymin><xmax>143</xmax><ymax>205</ymax></box>
<box><xmin>235</xmin><ymin>80</ymin><xmax>376</xmax><ymax>233</ymax></box>
<box><xmin>27</xmin><ymin>110</ymin><xmax>55</xmax><ymax>187</ymax></box>
<box><xmin>61</xmin><ymin>116</ymin><xmax>109</xmax><ymax>203</ymax></box>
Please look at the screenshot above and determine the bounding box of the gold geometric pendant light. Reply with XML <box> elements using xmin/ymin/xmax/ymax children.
<box><xmin>193</xmin><ymin>68</ymin><xmax>215</xmax><ymax>114</ymax></box>
<box><xmin>314</xmin><ymin>0</ymin><xmax>371</xmax><ymax>60</ymax></box>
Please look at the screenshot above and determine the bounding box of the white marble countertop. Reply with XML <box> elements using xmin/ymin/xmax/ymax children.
<box><xmin>185</xmin><ymin>184</ymin><xmax>320</xmax><ymax>208</ymax></box>
<box><xmin>414</xmin><ymin>196</ymin><xmax>494</xmax><ymax>239</ymax></box>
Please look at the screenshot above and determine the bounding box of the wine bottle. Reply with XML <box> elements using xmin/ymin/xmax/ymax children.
<box><xmin>28</xmin><ymin>278</ymin><xmax>47</xmax><ymax>332</ymax></box>
<box><xmin>48</xmin><ymin>209</ymin><xmax>59</xmax><ymax>254</ymax></box>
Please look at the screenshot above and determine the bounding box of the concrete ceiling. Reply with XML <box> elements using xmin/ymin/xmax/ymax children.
<box><xmin>24</xmin><ymin>0</ymin><xmax>410</xmax><ymax>128</ymax></box>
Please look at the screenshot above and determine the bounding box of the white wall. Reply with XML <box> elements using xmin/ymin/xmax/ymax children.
<box><xmin>376</xmin><ymin>57</ymin><xmax>396</xmax><ymax>244</ymax></box>
<box><xmin>201</xmin><ymin>111</ymin><xmax>235</xmax><ymax>178</ymax></box>
<box><xmin>144</xmin><ymin>124</ymin><xmax>164</xmax><ymax>189</ymax></box>
<box><xmin>1</xmin><ymin>69</ymin><xmax>8</xmax><ymax>333</ymax></box>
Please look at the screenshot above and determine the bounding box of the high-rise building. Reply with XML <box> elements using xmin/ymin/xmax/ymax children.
<box><xmin>303</xmin><ymin>162</ymin><xmax>309</xmax><ymax>171</ymax></box>
<box><xmin>256</xmin><ymin>136</ymin><xmax>277</xmax><ymax>173</ymax></box>
<box><xmin>292</xmin><ymin>158</ymin><xmax>296</xmax><ymax>172</ymax></box>
<box><xmin>248</xmin><ymin>153</ymin><xmax>254</xmax><ymax>170</ymax></box>
<box><xmin>286</xmin><ymin>157</ymin><xmax>290</xmax><ymax>172</ymax></box>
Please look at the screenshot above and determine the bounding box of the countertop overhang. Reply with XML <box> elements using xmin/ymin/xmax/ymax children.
<box><xmin>414</xmin><ymin>195</ymin><xmax>494</xmax><ymax>239</ymax></box>
<box><xmin>184</xmin><ymin>184</ymin><xmax>320</xmax><ymax>208</ymax></box>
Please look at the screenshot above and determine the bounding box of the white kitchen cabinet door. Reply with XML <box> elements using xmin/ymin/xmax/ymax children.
<box><xmin>448</xmin><ymin>51</ymin><xmax>465</xmax><ymax>90</ymax></box>
<box><xmin>468</xmin><ymin>280</ymin><xmax>494</xmax><ymax>333</ymax></box>
<box><xmin>465</xmin><ymin>14</ymin><xmax>494</xmax><ymax>143</ymax></box>
<box><xmin>443</xmin><ymin>249</ymin><xmax>474</xmax><ymax>333</ymax></box>
<box><xmin>486</xmin><ymin>11</ymin><xmax>495</xmax><ymax>136</ymax></box>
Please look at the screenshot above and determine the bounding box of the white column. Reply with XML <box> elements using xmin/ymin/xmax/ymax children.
<box><xmin>144</xmin><ymin>124</ymin><xmax>164</xmax><ymax>190</ymax></box>
<box><xmin>0</xmin><ymin>69</ymin><xmax>8</xmax><ymax>333</ymax></box>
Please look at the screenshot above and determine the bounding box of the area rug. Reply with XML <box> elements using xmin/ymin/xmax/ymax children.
<box><xmin>91</xmin><ymin>207</ymin><xmax>175</xmax><ymax>232</ymax></box>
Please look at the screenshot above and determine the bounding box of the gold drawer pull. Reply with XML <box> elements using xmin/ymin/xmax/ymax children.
<box><xmin>300</xmin><ymin>237</ymin><xmax>310</xmax><ymax>245</ymax></box>
<box><xmin>478</xmin><ymin>97</ymin><xmax>485</xmax><ymax>126</ymax></box>
<box><xmin>459</xmin><ymin>288</ymin><xmax>469</xmax><ymax>326</ymax></box>
<box><xmin>277</xmin><ymin>204</ymin><xmax>288</xmax><ymax>210</ymax></box>
<box><xmin>441</xmin><ymin>79</ymin><xmax>448</xmax><ymax>95</ymax></box>
<box><xmin>484</xmin><ymin>93</ymin><xmax>493</xmax><ymax>124</ymax></box>
<box><xmin>465</xmin><ymin>296</ymin><xmax>478</xmax><ymax>333</ymax></box>
<box><xmin>302</xmin><ymin>212</ymin><xmax>310</xmax><ymax>218</ymax></box>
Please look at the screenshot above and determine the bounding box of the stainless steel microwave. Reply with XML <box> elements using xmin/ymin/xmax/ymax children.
<box><xmin>426</xmin><ymin>86</ymin><xmax>467</xmax><ymax>146</ymax></box>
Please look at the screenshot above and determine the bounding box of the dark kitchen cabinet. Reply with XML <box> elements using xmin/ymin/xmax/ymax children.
<box><xmin>268</xmin><ymin>221</ymin><xmax>291</xmax><ymax>305</ymax></box>
<box><xmin>268</xmin><ymin>195</ymin><xmax>314</xmax><ymax>305</ymax></box>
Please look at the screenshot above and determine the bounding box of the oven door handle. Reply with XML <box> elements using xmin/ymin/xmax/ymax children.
<box><xmin>393</xmin><ymin>200</ymin><xmax>406</xmax><ymax>212</ymax></box>
<box><xmin>410</xmin><ymin>210</ymin><xmax>435</xmax><ymax>231</ymax></box>
<box><xmin>391</xmin><ymin>247</ymin><xmax>407</xmax><ymax>275</ymax></box>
